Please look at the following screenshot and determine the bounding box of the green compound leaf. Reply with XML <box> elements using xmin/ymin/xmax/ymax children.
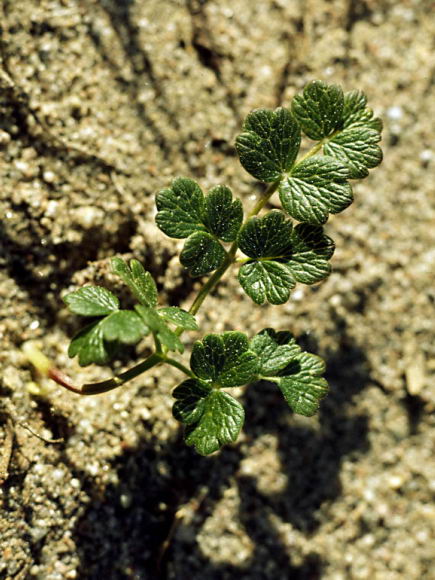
<box><xmin>156</xmin><ymin>180</ymin><xmax>242</xmax><ymax>277</ymax></box>
<box><xmin>289</xmin><ymin>83</ymin><xmax>382</xmax><ymax>179</ymax></box>
<box><xmin>237</xmin><ymin>210</ymin><xmax>293</xmax><ymax>258</ymax></box>
<box><xmin>135</xmin><ymin>305</ymin><xmax>184</xmax><ymax>353</ymax></box>
<box><xmin>65</xmin><ymin>283</ymin><xmax>149</xmax><ymax>366</ymax></box>
<box><xmin>190</xmin><ymin>332</ymin><xmax>259</xmax><ymax>388</ymax></box>
<box><xmin>323</xmin><ymin>90</ymin><xmax>383</xmax><ymax>179</ymax></box>
<box><xmin>111</xmin><ymin>258</ymin><xmax>158</xmax><ymax>308</ymax></box>
<box><xmin>341</xmin><ymin>90</ymin><xmax>383</xmax><ymax>132</ymax></box>
<box><xmin>287</xmin><ymin>223</ymin><xmax>335</xmax><ymax>284</ymax></box>
<box><xmin>291</xmin><ymin>80</ymin><xmax>344</xmax><ymax>140</ymax></box>
<box><xmin>277</xmin><ymin>352</ymin><xmax>328</xmax><ymax>416</ymax></box>
<box><xmin>237</xmin><ymin>212</ymin><xmax>333</xmax><ymax>304</ymax></box>
<box><xmin>63</xmin><ymin>286</ymin><xmax>119</xmax><ymax>317</ymax></box>
<box><xmin>173</xmin><ymin>381</ymin><xmax>245</xmax><ymax>455</ymax></box>
<box><xmin>235</xmin><ymin>107</ymin><xmax>301</xmax><ymax>182</ymax></box>
<box><xmin>324</xmin><ymin>126</ymin><xmax>382</xmax><ymax>180</ymax></box>
<box><xmin>156</xmin><ymin>179</ymin><xmax>242</xmax><ymax>242</ymax></box>
<box><xmin>68</xmin><ymin>310</ymin><xmax>147</xmax><ymax>367</ymax></box>
<box><xmin>239</xmin><ymin>261</ymin><xmax>295</xmax><ymax>305</ymax></box>
<box><xmin>250</xmin><ymin>328</ymin><xmax>301</xmax><ymax>376</ymax></box>
<box><xmin>155</xmin><ymin>177</ymin><xmax>205</xmax><ymax>238</ymax></box>
<box><xmin>158</xmin><ymin>307</ymin><xmax>198</xmax><ymax>330</ymax></box>
<box><xmin>279</xmin><ymin>156</ymin><xmax>353</xmax><ymax>225</ymax></box>
<box><xmin>180</xmin><ymin>231</ymin><xmax>227</xmax><ymax>277</ymax></box>
<box><xmin>172</xmin><ymin>379</ymin><xmax>212</xmax><ymax>424</ymax></box>
<box><xmin>203</xmin><ymin>185</ymin><xmax>243</xmax><ymax>242</ymax></box>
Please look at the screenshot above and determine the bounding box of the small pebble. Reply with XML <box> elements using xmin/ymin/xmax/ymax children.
<box><xmin>419</xmin><ymin>149</ymin><xmax>433</xmax><ymax>163</ymax></box>
<box><xmin>0</xmin><ymin>129</ymin><xmax>11</xmax><ymax>145</ymax></box>
<box><xmin>386</xmin><ymin>106</ymin><xmax>403</xmax><ymax>121</ymax></box>
<box><xmin>43</xmin><ymin>170</ymin><xmax>56</xmax><ymax>183</ymax></box>
<box><xmin>388</xmin><ymin>474</ymin><xmax>404</xmax><ymax>489</ymax></box>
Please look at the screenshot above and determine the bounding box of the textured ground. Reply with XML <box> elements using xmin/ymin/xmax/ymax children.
<box><xmin>0</xmin><ymin>0</ymin><xmax>434</xmax><ymax>579</ymax></box>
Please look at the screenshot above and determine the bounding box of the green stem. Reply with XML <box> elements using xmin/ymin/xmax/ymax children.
<box><xmin>184</xmin><ymin>179</ymin><xmax>281</xmax><ymax>320</ymax></box>
<box><xmin>187</xmin><ymin>256</ymin><xmax>232</xmax><ymax>317</ymax></box>
<box><xmin>295</xmin><ymin>131</ymin><xmax>338</xmax><ymax>166</ymax></box>
<box><xmin>246</xmin><ymin>179</ymin><xmax>281</xmax><ymax>219</ymax></box>
<box><xmin>55</xmin><ymin>143</ymin><xmax>321</xmax><ymax>395</ymax></box>
<box><xmin>153</xmin><ymin>332</ymin><xmax>163</xmax><ymax>354</ymax></box>
<box><xmin>296</xmin><ymin>141</ymin><xmax>323</xmax><ymax>164</ymax></box>
<box><xmin>80</xmin><ymin>352</ymin><xmax>163</xmax><ymax>395</ymax></box>
<box><xmin>79</xmin><ymin>352</ymin><xmax>194</xmax><ymax>395</ymax></box>
<box><xmin>164</xmin><ymin>356</ymin><xmax>195</xmax><ymax>378</ymax></box>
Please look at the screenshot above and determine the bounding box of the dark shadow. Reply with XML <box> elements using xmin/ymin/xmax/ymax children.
<box><xmin>0</xmin><ymin>73</ymin><xmax>138</xmax><ymax>325</ymax></box>
<box><xmin>238</xmin><ymin>324</ymin><xmax>371</xmax><ymax>534</ymax></box>
<box><xmin>345</xmin><ymin>0</ymin><xmax>376</xmax><ymax>33</ymax></box>
<box><xmin>58</xmin><ymin>316</ymin><xmax>375</xmax><ymax>579</ymax></box>
<box><xmin>0</xmin><ymin>215</ymin><xmax>137</xmax><ymax>325</ymax></box>
<box><xmin>64</xmin><ymin>435</ymin><xmax>323</xmax><ymax>580</ymax></box>
<box><xmin>30</xmin><ymin>397</ymin><xmax>75</xmax><ymax>442</ymax></box>
<box><xmin>186</xmin><ymin>0</ymin><xmax>242</xmax><ymax>125</ymax></box>
<box><xmin>84</xmin><ymin>0</ymin><xmax>184</xmax><ymax>163</ymax></box>
<box><xmin>402</xmin><ymin>392</ymin><xmax>426</xmax><ymax>435</ymax></box>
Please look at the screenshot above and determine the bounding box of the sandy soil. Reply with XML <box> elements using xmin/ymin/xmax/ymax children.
<box><xmin>0</xmin><ymin>0</ymin><xmax>434</xmax><ymax>578</ymax></box>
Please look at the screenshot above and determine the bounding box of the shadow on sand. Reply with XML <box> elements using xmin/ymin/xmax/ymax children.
<box><xmin>66</xmin><ymin>320</ymin><xmax>372</xmax><ymax>579</ymax></box>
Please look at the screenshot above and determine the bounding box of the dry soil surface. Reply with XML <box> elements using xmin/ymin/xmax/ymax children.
<box><xmin>0</xmin><ymin>1</ymin><xmax>434</xmax><ymax>579</ymax></box>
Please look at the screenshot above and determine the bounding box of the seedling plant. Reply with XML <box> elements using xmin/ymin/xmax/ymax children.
<box><xmin>57</xmin><ymin>81</ymin><xmax>382</xmax><ymax>455</ymax></box>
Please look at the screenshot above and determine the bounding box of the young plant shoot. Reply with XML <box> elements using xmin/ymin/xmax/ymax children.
<box><xmin>57</xmin><ymin>81</ymin><xmax>382</xmax><ymax>455</ymax></box>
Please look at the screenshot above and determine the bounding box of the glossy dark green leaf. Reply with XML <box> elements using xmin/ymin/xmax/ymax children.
<box><xmin>250</xmin><ymin>328</ymin><xmax>301</xmax><ymax>376</ymax></box>
<box><xmin>291</xmin><ymin>80</ymin><xmax>344</xmax><ymax>140</ymax></box>
<box><xmin>156</xmin><ymin>179</ymin><xmax>243</xmax><ymax>277</ymax></box>
<box><xmin>111</xmin><ymin>258</ymin><xmax>158</xmax><ymax>308</ymax></box>
<box><xmin>235</xmin><ymin>107</ymin><xmax>301</xmax><ymax>182</ymax></box>
<box><xmin>156</xmin><ymin>178</ymin><xmax>243</xmax><ymax>246</ymax></box>
<box><xmin>277</xmin><ymin>352</ymin><xmax>328</xmax><ymax>416</ymax></box>
<box><xmin>238</xmin><ymin>212</ymin><xmax>296</xmax><ymax>305</ymax></box>
<box><xmin>323</xmin><ymin>126</ymin><xmax>382</xmax><ymax>179</ymax></box>
<box><xmin>322</xmin><ymin>90</ymin><xmax>383</xmax><ymax>179</ymax></box>
<box><xmin>237</xmin><ymin>211</ymin><xmax>293</xmax><ymax>259</ymax></box>
<box><xmin>237</xmin><ymin>212</ymin><xmax>334</xmax><ymax>304</ymax></box>
<box><xmin>173</xmin><ymin>381</ymin><xmax>245</xmax><ymax>455</ymax></box>
<box><xmin>63</xmin><ymin>286</ymin><xmax>119</xmax><ymax>317</ymax></box>
<box><xmin>287</xmin><ymin>224</ymin><xmax>335</xmax><ymax>284</ymax></box>
<box><xmin>190</xmin><ymin>332</ymin><xmax>259</xmax><ymax>388</ymax></box>
<box><xmin>172</xmin><ymin>379</ymin><xmax>212</xmax><ymax>425</ymax></box>
<box><xmin>341</xmin><ymin>90</ymin><xmax>383</xmax><ymax>132</ymax></box>
<box><xmin>158</xmin><ymin>307</ymin><xmax>198</xmax><ymax>330</ymax></box>
<box><xmin>203</xmin><ymin>185</ymin><xmax>243</xmax><ymax>242</ymax></box>
<box><xmin>279</xmin><ymin>156</ymin><xmax>353</xmax><ymax>224</ymax></box>
<box><xmin>135</xmin><ymin>305</ymin><xmax>183</xmax><ymax>353</ymax></box>
<box><xmin>155</xmin><ymin>177</ymin><xmax>205</xmax><ymax>238</ymax></box>
<box><xmin>238</xmin><ymin>261</ymin><xmax>295</xmax><ymax>305</ymax></box>
<box><xmin>180</xmin><ymin>231</ymin><xmax>227</xmax><ymax>277</ymax></box>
